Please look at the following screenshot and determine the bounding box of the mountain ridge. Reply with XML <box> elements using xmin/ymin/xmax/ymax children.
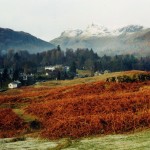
<box><xmin>50</xmin><ymin>24</ymin><xmax>150</xmax><ymax>56</ymax></box>
<box><xmin>56</xmin><ymin>24</ymin><xmax>145</xmax><ymax>38</ymax></box>
<box><xmin>0</xmin><ymin>27</ymin><xmax>55</xmax><ymax>54</ymax></box>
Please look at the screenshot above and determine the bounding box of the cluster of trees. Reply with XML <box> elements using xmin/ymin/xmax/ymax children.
<box><xmin>0</xmin><ymin>46</ymin><xmax>150</xmax><ymax>76</ymax></box>
<box><xmin>106</xmin><ymin>73</ymin><xmax>150</xmax><ymax>83</ymax></box>
<box><xmin>0</xmin><ymin>47</ymin><xmax>98</xmax><ymax>74</ymax></box>
<box><xmin>98</xmin><ymin>55</ymin><xmax>150</xmax><ymax>72</ymax></box>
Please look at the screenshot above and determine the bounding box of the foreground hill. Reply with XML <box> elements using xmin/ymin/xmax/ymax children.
<box><xmin>51</xmin><ymin>24</ymin><xmax>150</xmax><ymax>56</ymax></box>
<box><xmin>0</xmin><ymin>27</ymin><xmax>55</xmax><ymax>54</ymax></box>
<box><xmin>0</xmin><ymin>71</ymin><xmax>149</xmax><ymax>140</ymax></box>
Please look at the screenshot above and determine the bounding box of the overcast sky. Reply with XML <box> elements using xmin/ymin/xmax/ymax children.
<box><xmin>0</xmin><ymin>0</ymin><xmax>150</xmax><ymax>41</ymax></box>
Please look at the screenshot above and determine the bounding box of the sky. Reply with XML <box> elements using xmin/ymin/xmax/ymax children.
<box><xmin>0</xmin><ymin>0</ymin><xmax>150</xmax><ymax>41</ymax></box>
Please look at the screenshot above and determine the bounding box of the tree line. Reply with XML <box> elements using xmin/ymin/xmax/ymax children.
<box><xmin>0</xmin><ymin>46</ymin><xmax>150</xmax><ymax>75</ymax></box>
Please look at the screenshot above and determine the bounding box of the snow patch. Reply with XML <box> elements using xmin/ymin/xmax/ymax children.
<box><xmin>59</xmin><ymin>24</ymin><xmax>145</xmax><ymax>38</ymax></box>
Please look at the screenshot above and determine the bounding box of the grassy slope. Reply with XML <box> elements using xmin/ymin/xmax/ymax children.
<box><xmin>28</xmin><ymin>70</ymin><xmax>150</xmax><ymax>149</ymax></box>
<box><xmin>35</xmin><ymin>70</ymin><xmax>146</xmax><ymax>88</ymax></box>
<box><xmin>1</xmin><ymin>70</ymin><xmax>148</xmax><ymax>124</ymax></box>
<box><xmin>0</xmin><ymin>70</ymin><xmax>150</xmax><ymax>149</ymax></box>
<box><xmin>1</xmin><ymin>129</ymin><xmax>150</xmax><ymax>150</ymax></box>
<box><xmin>63</xmin><ymin>129</ymin><xmax>150</xmax><ymax>150</ymax></box>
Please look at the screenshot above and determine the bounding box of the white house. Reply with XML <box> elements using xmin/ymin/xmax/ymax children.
<box><xmin>45</xmin><ymin>66</ymin><xmax>56</xmax><ymax>71</ymax></box>
<box><xmin>8</xmin><ymin>81</ymin><xmax>21</xmax><ymax>89</ymax></box>
<box><xmin>45</xmin><ymin>65</ymin><xmax>63</xmax><ymax>71</ymax></box>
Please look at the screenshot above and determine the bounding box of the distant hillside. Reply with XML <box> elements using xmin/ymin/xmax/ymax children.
<box><xmin>50</xmin><ymin>24</ymin><xmax>150</xmax><ymax>56</ymax></box>
<box><xmin>0</xmin><ymin>27</ymin><xmax>55</xmax><ymax>54</ymax></box>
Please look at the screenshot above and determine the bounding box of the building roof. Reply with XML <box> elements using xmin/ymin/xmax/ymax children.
<box><xmin>9</xmin><ymin>80</ymin><xmax>21</xmax><ymax>85</ymax></box>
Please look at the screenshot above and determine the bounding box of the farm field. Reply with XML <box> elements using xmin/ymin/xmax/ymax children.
<box><xmin>0</xmin><ymin>129</ymin><xmax>150</xmax><ymax>150</ymax></box>
<box><xmin>0</xmin><ymin>70</ymin><xmax>150</xmax><ymax>149</ymax></box>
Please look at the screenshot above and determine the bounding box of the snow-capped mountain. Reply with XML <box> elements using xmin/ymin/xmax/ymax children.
<box><xmin>58</xmin><ymin>24</ymin><xmax>145</xmax><ymax>38</ymax></box>
<box><xmin>80</xmin><ymin>24</ymin><xmax>111</xmax><ymax>37</ymax></box>
<box><xmin>50</xmin><ymin>24</ymin><xmax>150</xmax><ymax>56</ymax></box>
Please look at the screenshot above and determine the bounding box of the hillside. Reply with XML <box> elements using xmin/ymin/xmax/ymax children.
<box><xmin>0</xmin><ymin>27</ymin><xmax>55</xmax><ymax>54</ymax></box>
<box><xmin>0</xmin><ymin>71</ymin><xmax>150</xmax><ymax>139</ymax></box>
<box><xmin>0</xmin><ymin>71</ymin><xmax>150</xmax><ymax>149</ymax></box>
<box><xmin>51</xmin><ymin>24</ymin><xmax>150</xmax><ymax>56</ymax></box>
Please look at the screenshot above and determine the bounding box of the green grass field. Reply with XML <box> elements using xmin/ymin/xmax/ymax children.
<box><xmin>63</xmin><ymin>129</ymin><xmax>150</xmax><ymax>150</ymax></box>
<box><xmin>0</xmin><ymin>129</ymin><xmax>150</xmax><ymax>150</ymax></box>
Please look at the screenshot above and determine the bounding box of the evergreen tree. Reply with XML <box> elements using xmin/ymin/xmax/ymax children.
<box><xmin>69</xmin><ymin>61</ymin><xmax>77</xmax><ymax>74</ymax></box>
<box><xmin>2</xmin><ymin>68</ymin><xmax>9</xmax><ymax>81</ymax></box>
<box><xmin>13</xmin><ymin>69</ymin><xmax>19</xmax><ymax>81</ymax></box>
<box><xmin>0</xmin><ymin>73</ymin><xmax>2</xmax><ymax>88</ymax></box>
<box><xmin>57</xmin><ymin>45</ymin><xmax>61</xmax><ymax>51</ymax></box>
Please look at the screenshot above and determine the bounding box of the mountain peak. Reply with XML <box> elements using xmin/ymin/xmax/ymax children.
<box><xmin>60</xmin><ymin>24</ymin><xmax>111</xmax><ymax>38</ymax></box>
<box><xmin>58</xmin><ymin>24</ymin><xmax>147</xmax><ymax>38</ymax></box>
<box><xmin>83</xmin><ymin>24</ymin><xmax>109</xmax><ymax>36</ymax></box>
